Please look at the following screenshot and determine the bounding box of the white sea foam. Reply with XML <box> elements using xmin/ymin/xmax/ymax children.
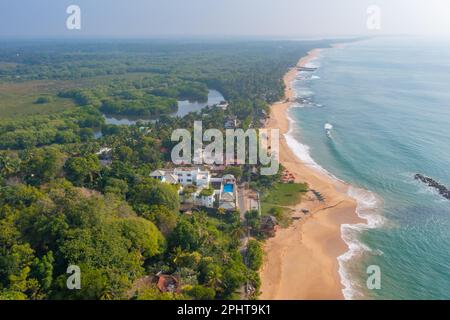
<box><xmin>305</xmin><ymin>59</ymin><xmax>321</xmax><ymax>69</ymax></box>
<box><xmin>290</xmin><ymin>103</ymin><xmax>305</xmax><ymax>108</ymax></box>
<box><xmin>284</xmin><ymin>111</ymin><xmax>346</xmax><ymax>184</ymax></box>
<box><xmin>347</xmin><ymin>187</ymin><xmax>385</xmax><ymax>228</ymax></box>
<box><xmin>290</xmin><ymin>102</ymin><xmax>318</xmax><ymax>109</ymax></box>
<box><xmin>284</xmin><ymin>115</ymin><xmax>332</xmax><ymax>176</ymax></box>
<box><xmin>338</xmin><ymin>186</ymin><xmax>385</xmax><ymax>300</ymax></box>
<box><xmin>295</xmin><ymin>87</ymin><xmax>314</xmax><ymax>97</ymax></box>
<box><xmin>285</xmin><ymin>111</ymin><xmax>385</xmax><ymax>300</ymax></box>
<box><xmin>286</xmin><ymin>48</ymin><xmax>385</xmax><ymax>300</ymax></box>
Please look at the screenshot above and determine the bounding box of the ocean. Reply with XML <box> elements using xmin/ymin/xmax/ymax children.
<box><xmin>289</xmin><ymin>37</ymin><xmax>450</xmax><ymax>299</ymax></box>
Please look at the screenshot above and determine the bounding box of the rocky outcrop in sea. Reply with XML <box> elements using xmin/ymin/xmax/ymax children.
<box><xmin>414</xmin><ymin>174</ymin><xmax>450</xmax><ymax>200</ymax></box>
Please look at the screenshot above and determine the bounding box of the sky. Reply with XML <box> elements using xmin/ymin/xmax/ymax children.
<box><xmin>1</xmin><ymin>0</ymin><xmax>450</xmax><ymax>38</ymax></box>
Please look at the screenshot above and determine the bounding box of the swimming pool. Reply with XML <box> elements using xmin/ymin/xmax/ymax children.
<box><xmin>223</xmin><ymin>184</ymin><xmax>234</xmax><ymax>193</ymax></box>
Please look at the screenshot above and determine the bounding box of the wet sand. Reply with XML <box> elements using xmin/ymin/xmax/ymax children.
<box><xmin>260</xmin><ymin>48</ymin><xmax>365</xmax><ymax>300</ymax></box>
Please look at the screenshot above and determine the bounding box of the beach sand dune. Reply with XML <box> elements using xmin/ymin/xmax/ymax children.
<box><xmin>260</xmin><ymin>49</ymin><xmax>364</xmax><ymax>300</ymax></box>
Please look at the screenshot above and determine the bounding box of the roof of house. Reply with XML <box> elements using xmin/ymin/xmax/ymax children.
<box><xmin>150</xmin><ymin>170</ymin><xmax>166</xmax><ymax>177</ymax></box>
<box><xmin>174</xmin><ymin>167</ymin><xmax>201</xmax><ymax>172</ymax></box>
<box><xmin>155</xmin><ymin>274</ymin><xmax>179</xmax><ymax>293</ymax></box>
<box><xmin>220</xmin><ymin>192</ymin><xmax>235</xmax><ymax>202</ymax></box>
<box><xmin>222</xmin><ymin>174</ymin><xmax>236</xmax><ymax>181</ymax></box>
<box><xmin>210</xmin><ymin>165</ymin><xmax>226</xmax><ymax>171</ymax></box>
<box><xmin>197</xmin><ymin>174</ymin><xmax>209</xmax><ymax>180</ymax></box>
<box><xmin>165</xmin><ymin>174</ymin><xmax>178</xmax><ymax>184</ymax></box>
<box><xmin>219</xmin><ymin>201</ymin><xmax>236</xmax><ymax>210</ymax></box>
<box><xmin>180</xmin><ymin>203</ymin><xmax>195</xmax><ymax>212</ymax></box>
<box><xmin>96</xmin><ymin>147</ymin><xmax>112</xmax><ymax>155</ymax></box>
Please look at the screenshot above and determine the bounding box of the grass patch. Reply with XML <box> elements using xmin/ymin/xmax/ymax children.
<box><xmin>261</xmin><ymin>182</ymin><xmax>308</xmax><ymax>227</ymax></box>
<box><xmin>0</xmin><ymin>73</ymin><xmax>158</xmax><ymax>118</ymax></box>
<box><xmin>260</xmin><ymin>205</ymin><xmax>291</xmax><ymax>227</ymax></box>
<box><xmin>0</xmin><ymin>82</ymin><xmax>77</xmax><ymax>118</ymax></box>
<box><xmin>261</xmin><ymin>182</ymin><xmax>308</xmax><ymax>209</ymax></box>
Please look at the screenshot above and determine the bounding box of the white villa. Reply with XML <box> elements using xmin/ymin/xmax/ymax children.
<box><xmin>150</xmin><ymin>167</ymin><xmax>237</xmax><ymax>211</ymax></box>
<box><xmin>150</xmin><ymin>170</ymin><xmax>179</xmax><ymax>184</ymax></box>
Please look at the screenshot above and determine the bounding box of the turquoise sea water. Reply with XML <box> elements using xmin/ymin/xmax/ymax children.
<box><xmin>289</xmin><ymin>37</ymin><xmax>450</xmax><ymax>299</ymax></box>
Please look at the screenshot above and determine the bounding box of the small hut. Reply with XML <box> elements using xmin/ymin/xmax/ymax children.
<box><xmin>154</xmin><ymin>273</ymin><xmax>180</xmax><ymax>293</ymax></box>
<box><xmin>261</xmin><ymin>215</ymin><xmax>278</xmax><ymax>237</ymax></box>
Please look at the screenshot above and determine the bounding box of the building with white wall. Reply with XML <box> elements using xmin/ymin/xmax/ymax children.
<box><xmin>150</xmin><ymin>167</ymin><xmax>237</xmax><ymax>211</ymax></box>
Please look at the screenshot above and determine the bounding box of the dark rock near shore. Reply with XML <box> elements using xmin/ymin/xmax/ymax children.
<box><xmin>414</xmin><ymin>174</ymin><xmax>450</xmax><ymax>200</ymax></box>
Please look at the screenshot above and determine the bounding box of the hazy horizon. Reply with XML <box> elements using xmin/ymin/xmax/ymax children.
<box><xmin>1</xmin><ymin>0</ymin><xmax>450</xmax><ymax>39</ymax></box>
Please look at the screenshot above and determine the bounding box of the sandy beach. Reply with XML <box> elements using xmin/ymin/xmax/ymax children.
<box><xmin>260</xmin><ymin>48</ymin><xmax>365</xmax><ymax>300</ymax></box>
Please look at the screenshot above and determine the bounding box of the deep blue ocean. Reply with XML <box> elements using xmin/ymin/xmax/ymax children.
<box><xmin>289</xmin><ymin>37</ymin><xmax>450</xmax><ymax>299</ymax></box>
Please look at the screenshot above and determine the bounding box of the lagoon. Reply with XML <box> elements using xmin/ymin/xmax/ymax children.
<box><xmin>103</xmin><ymin>89</ymin><xmax>225</xmax><ymax>125</ymax></box>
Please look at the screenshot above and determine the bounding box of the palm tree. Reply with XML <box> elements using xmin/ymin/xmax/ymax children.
<box><xmin>230</xmin><ymin>224</ymin><xmax>246</xmax><ymax>241</ymax></box>
<box><xmin>171</xmin><ymin>246</ymin><xmax>184</xmax><ymax>265</ymax></box>
<box><xmin>0</xmin><ymin>155</ymin><xmax>20</xmax><ymax>177</ymax></box>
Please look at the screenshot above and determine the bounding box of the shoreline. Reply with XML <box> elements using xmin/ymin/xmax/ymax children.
<box><xmin>260</xmin><ymin>48</ymin><xmax>366</xmax><ymax>300</ymax></box>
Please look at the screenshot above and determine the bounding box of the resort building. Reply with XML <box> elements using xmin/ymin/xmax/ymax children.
<box><xmin>150</xmin><ymin>167</ymin><xmax>237</xmax><ymax>211</ymax></box>
<box><xmin>174</xmin><ymin>167</ymin><xmax>210</xmax><ymax>187</ymax></box>
<box><xmin>150</xmin><ymin>170</ymin><xmax>178</xmax><ymax>184</ymax></box>
<box><xmin>150</xmin><ymin>167</ymin><xmax>211</xmax><ymax>187</ymax></box>
<box><xmin>218</xmin><ymin>174</ymin><xmax>237</xmax><ymax>211</ymax></box>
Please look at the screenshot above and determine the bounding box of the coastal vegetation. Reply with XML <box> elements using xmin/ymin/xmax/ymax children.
<box><xmin>57</xmin><ymin>76</ymin><xmax>208</xmax><ymax>117</ymax></box>
<box><xmin>261</xmin><ymin>182</ymin><xmax>308</xmax><ymax>211</ymax></box>
<box><xmin>260</xmin><ymin>182</ymin><xmax>308</xmax><ymax>226</ymax></box>
<box><xmin>0</xmin><ymin>39</ymin><xmax>329</xmax><ymax>300</ymax></box>
<box><xmin>246</xmin><ymin>240</ymin><xmax>264</xmax><ymax>271</ymax></box>
<box><xmin>34</xmin><ymin>96</ymin><xmax>52</xmax><ymax>104</ymax></box>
